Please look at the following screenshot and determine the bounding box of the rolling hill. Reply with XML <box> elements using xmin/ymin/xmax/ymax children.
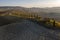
<box><xmin>0</xmin><ymin>16</ymin><xmax>60</xmax><ymax>40</ymax></box>
<box><xmin>0</xmin><ymin>7</ymin><xmax>60</xmax><ymax>40</ymax></box>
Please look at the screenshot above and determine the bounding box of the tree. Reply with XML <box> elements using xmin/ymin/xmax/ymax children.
<box><xmin>52</xmin><ymin>18</ymin><xmax>55</xmax><ymax>27</ymax></box>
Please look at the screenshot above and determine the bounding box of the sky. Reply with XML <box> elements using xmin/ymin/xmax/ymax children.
<box><xmin>0</xmin><ymin>0</ymin><xmax>60</xmax><ymax>8</ymax></box>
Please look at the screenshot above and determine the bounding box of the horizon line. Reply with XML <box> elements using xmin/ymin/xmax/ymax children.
<box><xmin>0</xmin><ymin>5</ymin><xmax>60</xmax><ymax>8</ymax></box>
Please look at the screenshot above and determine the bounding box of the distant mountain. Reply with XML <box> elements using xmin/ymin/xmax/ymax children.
<box><xmin>1</xmin><ymin>6</ymin><xmax>60</xmax><ymax>13</ymax></box>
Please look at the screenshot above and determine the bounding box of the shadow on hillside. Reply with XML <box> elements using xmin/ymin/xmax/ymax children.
<box><xmin>0</xmin><ymin>16</ymin><xmax>23</xmax><ymax>26</ymax></box>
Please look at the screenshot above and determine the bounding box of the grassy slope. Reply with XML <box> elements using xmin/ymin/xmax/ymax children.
<box><xmin>0</xmin><ymin>10</ymin><xmax>60</xmax><ymax>28</ymax></box>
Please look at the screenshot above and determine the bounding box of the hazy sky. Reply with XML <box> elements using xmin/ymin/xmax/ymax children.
<box><xmin>0</xmin><ymin>0</ymin><xmax>60</xmax><ymax>8</ymax></box>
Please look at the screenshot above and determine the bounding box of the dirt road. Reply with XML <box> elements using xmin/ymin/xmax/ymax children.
<box><xmin>0</xmin><ymin>19</ymin><xmax>60</xmax><ymax>40</ymax></box>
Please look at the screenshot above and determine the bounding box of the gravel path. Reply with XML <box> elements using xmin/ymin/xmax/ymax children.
<box><xmin>0</xmin><ymin>20</ymin><xmax>60</xmax><ymax>40</ymax></box>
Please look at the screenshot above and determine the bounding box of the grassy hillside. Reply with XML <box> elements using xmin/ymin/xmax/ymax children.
<box><xmin>0</xmin><ymin>9</ymin><xmax>60</xmax><ymax>29</ymax></box>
